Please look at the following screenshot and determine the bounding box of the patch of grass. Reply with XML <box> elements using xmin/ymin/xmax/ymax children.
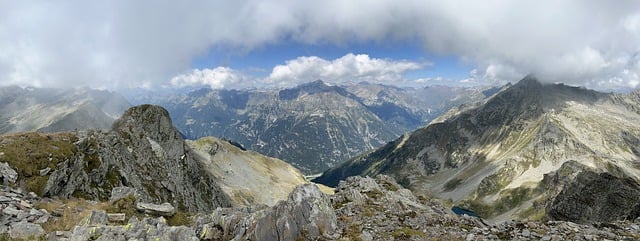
<box><xmin>106</xmin><ymin>194</ymin><xmax>137</xmax><ymax>219</ymax></box>
<box><xmin>462</xmin><ymin>186</ymin><xmax>535</xmax><ymax>218</ymax></box>
<box><xmin>72</xmin><ymin>190</ymin><xmax>92</xmax><ymax>200</ymax></box>
<box><xmin>380</xmin><ymin>180</ymin><xmax>399</xmax><ymax>192</ymax></box>
<box><xmin>365</xmin><ymin>188</ymin><xmax>383</xmax><ymax>199</ymax></box>
<box><xmin>37</xmin><ymin>198</ymin><xmax>110</xmax><ymax>233</ymax></box>
<box><xmin>167</xmin><ymin>211</ymin><xmax>192</xmax><ymax>226</ymax></box>
<box><xmin>344</xmin><ymin>223</ymin><xmax>363</xmax><ymax>241</ymax></box>
<box><xmin>25</xmin><ymin>176</ymin><xmax>49</xmax><ymax>196</ymax></box>
<box><xmin>0</xmin><ymin>132</ymin><xmax>78</xmax><ymax>194</ymax></box>
<box><xmin>391</xmin><ymin>227</ymin><xmax>426</xmax><ymax>239</ymax></box>
<box><xmin>104</xmin><ymin>167</ymin><xmax>121</xmax><ymax>188</ymax></box>
<box><xmin>83</xmin><ymin>153</ymin><xmax>101</xmax><ymax>173</ymax></box>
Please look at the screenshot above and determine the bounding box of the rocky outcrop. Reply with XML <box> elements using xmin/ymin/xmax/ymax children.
<box><xmin>546</xmin><ymin>167</ymin><xmax>640</xmax><ymax>223</ymax></box>
<box><xmin>42</xmin><ymin>104</ymin><xmax>232</xmax><ymax>212</ymax></box>
<box><xmin>196</xmin><ymin>184</ymin><xmax>337</xmax><ymax>240</ymax></box>
<box><xmin>0</xmin><ymin>162</ymin><xmax>17</xmax><ymax>184</ymax></box>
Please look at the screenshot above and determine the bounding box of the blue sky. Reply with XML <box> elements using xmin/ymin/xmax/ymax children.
<box><xmin>1</xmin><ymin>1</ymin><xmax>639</xmax><ymax>91</ymax></box>
<box><xmin>192</xmin><ymin>40</ymin><xmax>473</xmax><ymax>82</ymax></box>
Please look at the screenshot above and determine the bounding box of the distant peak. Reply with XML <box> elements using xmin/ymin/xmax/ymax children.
<box><xmin>302</xmin><ymin>79</ymin><xmax>330</xmax><ymax>88</ymax></box>
<box><xmin>279</xmin><ymin>80</ymin><xmax>341</xmax><ymax>100</ymax></box>
<box><xmin>514</xmin><ymin>74</ymin><xmax>542</xmax><ymax>87</ymax></box>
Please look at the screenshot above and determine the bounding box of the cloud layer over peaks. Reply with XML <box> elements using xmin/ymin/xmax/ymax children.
<box><xmin>170</xmin><ymin>54</ymin><xmax>425</xmax><ymax>89</ymax></box>
<box><xmin>1</xmin><ymin>1</ymin><xmax>639</xmax><ymax>90</ymax></box>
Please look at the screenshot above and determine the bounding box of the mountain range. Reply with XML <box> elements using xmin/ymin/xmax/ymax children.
<box><xmin>316</xmin><ymin>76</ymin><xmax>640</xmax><ymax>222</ymax></box>
<box><xmin>133</xmin><ymin>80</ymin><xmax>493</xmax><ymax>173</ymax></box>
<box><xmin>1</xmin><ymin>82</ymin><xmax>640</xmax><ymax>239</ymax></box>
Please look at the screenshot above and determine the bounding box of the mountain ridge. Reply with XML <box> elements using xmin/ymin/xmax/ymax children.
<box><xmin>315</xmin><ymin>76</ymin><xmax>640</xmax><ymax>221</ymax></box>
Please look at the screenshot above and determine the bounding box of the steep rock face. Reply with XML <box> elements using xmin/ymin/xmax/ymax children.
<box><xmin>140</xmin><ymin>80</ymin><xmax>490</xmax><ymax>174</ymax></box>
<box><xmin>41</xmin><ymin>105</ymin><xmax>232</xmax><ymax>212</ymax></box>
<box><xmin>316</xmin><ymin>76</ymin><xmax>640</xmax><ymax>221</ymax></box>
<box><xmin>544</xmin><ymin>162</ymin><xmax>640</xmax><ymax>223</ymax></box>
<box><xmin>0</xmin><ymin>86</ymin><xmax>130</xmax><ymax>134</ymax></box>
<box><xmin>187</xmin><ymin>136</ymin><xmax>309</xmax><ymax>206</ymax></box>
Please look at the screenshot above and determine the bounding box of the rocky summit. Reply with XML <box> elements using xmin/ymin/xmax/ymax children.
<box><xmin>316</xmin><ymin>76</ymin><xmax>640</xmax><ymax>222</ymax></box>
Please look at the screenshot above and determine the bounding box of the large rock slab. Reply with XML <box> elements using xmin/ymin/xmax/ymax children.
<box><xmin>9</xmin><ymin>221</ymin><xmax>45</xmax><ymax>239</ymax></box>
<box><xmin>136</xmin><ymin>202</ymin><xmax>176</xmax><ymax>217</ymax></box>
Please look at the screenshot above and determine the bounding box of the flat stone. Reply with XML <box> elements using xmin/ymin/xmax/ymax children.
<box><xmin>19</xmin><ymin>199</ymin><xmax>32</xmax><ymax>209</ymax></box>
<box><xmin>522</xmin><ymin>229</ymin><xmax>531</xmax><ymax>237</ymax></box>
<box><xmin>0</xmin><ymin>195</ymin><xmax>11</xmax><ymax>202</ymax></box>
<box><xmin>135</xmin><ymin>202</ymin><xmax>175</xmax><ymax>217</ymax></box>
<box><xmin>107</xmin><ymin>213</ymin><xmax>126</xmax><ymax>223</ymax></box>
<box><xmin>9</xmin><ymin>221</ymin><xmax>45</xmax><ymax>239</ymax></box>
<box><xmin>3</xmin><ymin>205</ymin><xmax>21</xmax><ymax>216</ymax></box>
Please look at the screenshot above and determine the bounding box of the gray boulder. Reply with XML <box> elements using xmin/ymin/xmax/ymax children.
<box><xmin>9</xmin><ymin>221</ymin><xmax>45</xmax><ymax>239</ymax></box>
<box><xmin>136</xmin><ymin>202</ymin><xmax>176</xmax><ymax>217</ymax></box>
<box><xmin>0</xmin><ymin>162</ymin><xmax>17</xmax><ymax>184</ymax></box>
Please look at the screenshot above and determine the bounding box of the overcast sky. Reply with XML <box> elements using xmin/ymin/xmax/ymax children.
<box><xmin>1</xmin><ymin>0</ymin><xmax>639</xmax><ymax>91</ymax></box>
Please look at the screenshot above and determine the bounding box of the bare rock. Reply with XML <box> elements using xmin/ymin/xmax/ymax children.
<box><xmin>136</xmin><ymin>202</ymin><xmax>176</xmax><ymax>217</ymax></box>
<box><xmin>197</xmin><ymin>183</ymin><xmax>337</xmax><ymax>241</ymax></box>
<box><xmin>39</xmin><ymin>167</ymin><xmax>51</xmax><ymax>176</ymax></box>
<box><xmin>107</xmin><ymin>213</ymin><xmax>126</xmax><ymax>223</ymax></box>
<box><xmin>0</xmin><ymin>162</ymin><xmax>17</xmax><ymax>184</ymax></box>
<box><xmin>108</xmin><ymin>186</ymin><xmax>137</xmax><ymax>202</ymax></box>
<box><xmin>9</xmin><ymin>221</ymin><xmax>45</xmax><ymax>239</ymax></box>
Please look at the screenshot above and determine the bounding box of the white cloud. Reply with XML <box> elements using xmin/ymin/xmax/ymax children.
<box><xmin>170</xmin><ymin>54</ymin><xmax>425</xmax><ymax>89</ymax></box>
<box><xmin>267</xmin><ymin>53</ymin><xmax>425</xmax><ymax>86</ymax></box>
<box><xmin>170</xmin><ymin>67</ymin><xmax>250</xmax><ymax>90</ymax></box>
<box><xmin>0</xmin><ymin>1</ymin><xmax>639</xmax><ymax>90</ymax></box>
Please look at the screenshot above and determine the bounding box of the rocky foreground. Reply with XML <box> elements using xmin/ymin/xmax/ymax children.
<box><xmin>2</xmin><ymin>174</ymin><xmax>639</xmax><ymax>240</ymax></box>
